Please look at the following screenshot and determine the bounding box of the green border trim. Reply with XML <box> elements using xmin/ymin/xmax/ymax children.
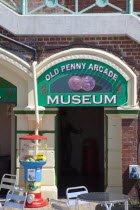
<box><xmin>14</xmin><ymin>110</ymin><xmax>58</xmax><ymax>115</ymax></box>
<box><xmin>16</xmin><ymin>130</ymin><xmax>55</xmax><ymax>134</ymax></box>
<box><xmin>105</xmin><ymin>110</ymin><xmax>139</xmax><ymax>115</ymax></box>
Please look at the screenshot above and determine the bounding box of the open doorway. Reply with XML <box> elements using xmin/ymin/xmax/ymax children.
<box><xmin>57</xmin><ymin>107</ymin><xmax>104</xmax><ymax>198</ymax></box>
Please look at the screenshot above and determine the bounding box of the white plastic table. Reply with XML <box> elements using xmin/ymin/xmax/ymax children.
<box><xmin>76</xmin><ymin>192</ymin><xmax>129</xmax><ymax>210</ymax></box>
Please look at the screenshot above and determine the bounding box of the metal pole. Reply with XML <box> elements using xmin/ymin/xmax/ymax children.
<box><xmin>128</xmin><ymin>0</ymin><xmax>134</xmax><ymax>14</ymax></box>
<box><xmin>75</xmin><ymin>0</ymin><xmax>78</xmax><ymax>13</ymax></box>
<box><xmin>21</xmin><ymin>0</ymin><xmax>28</xmax><ymax>15</ymax></box>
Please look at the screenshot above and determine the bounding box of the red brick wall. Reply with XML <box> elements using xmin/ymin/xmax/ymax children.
<box><xmin>1</xmin><ymin>27</ymin><xmax>140</xmax><ymax>69</ymax></box>
<box><xmin>122</xmin><ymin>119</ymin><xmax>139</xmax><ymax>200</ymax></box>
<box><xmin>1</xmin><ymin>27</ymin><xmax>140</xmax><ymax>200</ymax></box>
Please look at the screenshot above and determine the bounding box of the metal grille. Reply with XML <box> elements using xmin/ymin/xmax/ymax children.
<box><xmin>0</xmin><ymin>0</ymin><xmax>139</xmax><ymax>17</ymax></box>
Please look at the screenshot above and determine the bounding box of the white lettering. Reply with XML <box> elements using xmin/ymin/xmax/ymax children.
<box><xmin>92</xmin><ymin>95</ymin><xmax>103</xmax><ymax>104</ymax></box>
<box><xmin>46</xmin><ymin>94</ymin><xmax>118</xmax><ymax>105</ymax></box>
<box><xmin>88</xmin><ymin>64</ymin><xmax>118</xmax><ymax>81</ymax></box>
<box><xmin>75</xmin><ymin>63</ymin><xmax>81</xmax><ymax>69</ymax></box>
<box><xmin>47</xmin><ymin>96</ymin><xmax>59</xmax><ymax>104</ymax></box>
<box><xmin>54</xmin><ymin>68</ymin><xmax>59</xmax><ymax>75</ymax></box>
<box><xmin>72</xmin><ymin>95</ymin><xmax>81</xmax><ymax>104</ymax></box>
<box><xmin>108</xmin><ymin>71</ymin><xmax>113</xmax><ymax>77</ymax></box>
<box><xmin>113</xmin><ymin>74</ymin><xmax>118</xmax><ymax>81</ymax></box>
<box><xmin>45</xmin><ymin>69</ymin><xmax>59</xmax><ymax>81</ymax></box>
<box><xmin>104</xmin><ymin>95</ymin><xmax>116</xmax><ymax>104</ymax></box>
<box><xmin>61</xmin><ymin>63</ymin><xmax>86</xmax><ymax>72</ymax></box>
<box><xmin>45</xmin><ymin>74</ymin><xmax>51</xmax><ymax>81</ymax></box>
<box><xmin>82</xmin><ymin>63</ymin><xmax>86</xmax><ymax>69</ymax></box>
<box><xmin>46</xmin><ymin>62</ymin><xmax>119</xmax><ymax>83</ymax></box>
<box><xmin>66</xmin><ymin>64</ymin><xmax>71</xmax><ymax>71</ymax></box>
<box><xmin>88</xmin><ymin>64</ymin><xmax>94</xmax><ymax>70</ymax></box>
<box><xmin>60</xmin><ymin>95</ymin><xmax>70</xmax><ymax>104</ymax></box>
<box><xmin>82</xmin><ymin>95</ymin><xmax>91</xmax><ymax>104</ymax></box>
<box><xmin>94</xmin><ymin>64</ymin><xmax>99</xmax><ymax>71</ymax></box>
<box><xmin>71</xmin><ymin>64</ymin><xmax>76</xmax><ymax>70</ymax></box>
<box><xmin>103</xmin><ymin>68</ymin><xmax>108</xmax><ymax>75</ymax></box>
<box><xmin>50</xmin><ymin>69</ymin><xmax>59</xmax><ymax>78</ymax></box>
<box><xmin>99</xmin><ymin>66</ymin><xmax>103</xmax><ymax>72</ymax></box>
<box><xmin>61</xmin><ymin>66</ymin><xmax>65</xmax><ymax>72</ymax></box>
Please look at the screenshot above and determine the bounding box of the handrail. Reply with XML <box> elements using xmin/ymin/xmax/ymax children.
<box><xmin>0</xmin><ymin>0</ymin><xmax>139</xmax><ymax>18</ymax></box>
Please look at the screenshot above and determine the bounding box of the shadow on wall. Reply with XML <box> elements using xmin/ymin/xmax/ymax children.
<box><xmin>122</xmin><ymin>167</ymin><xmax>136</xmax><ymax>197</ymax></box>
<box><xmin>137</xmin><ymin>113</ymin><xmax>140</xmax><ymax>201</ymax></box>
<box><xmin>122</xmin><ymin>117</ymin><xmax>140</xmax><ymax>201</ymax></box>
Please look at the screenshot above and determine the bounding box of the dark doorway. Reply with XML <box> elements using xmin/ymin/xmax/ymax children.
<box><xmin>0</xmin><ymin>77</ymin><xmax>17</xmax><ymax>180</ymax></box>
<box><xmin>57</xmin><ymin>107</ymin><xmax>104</xmax><ymax>198</ymax></box>
<box><xmin>0</xmin><ymin>103</ymin><xmax>12</xmax><ymax>179</ymax></box>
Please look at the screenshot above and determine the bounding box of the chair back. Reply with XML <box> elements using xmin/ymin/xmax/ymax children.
<box><xmin>50</xmin><ymin>199</ymin><xmax>70</xmax><ymax>210</ymax></box>
<box><xmin>66</xmin><ymin>186</ymin><xmax>88</xmax><ymax>206</ymax></box>
<box><xmin>4</xmin><ymin>189</ymin><xmax>27</xmax><ymax>210</ymax></box>
<box><xmin>0</xmin><ymin>174</ymin><xmax>17</xmax><ymax>191</ymax></box>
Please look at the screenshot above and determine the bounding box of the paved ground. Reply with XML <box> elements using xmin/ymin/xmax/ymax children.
<box><xmin>24</xmin><ymin>200</ymin><xmax>97</xmax><ymax>210</ymax></box>
<box><xmin>25</xmin><ymin>203</ymin><xmax>97</xmax><ymax>210</ymax></box>
<box><xmin>24</xmin><ymin>205</ymin><xmax>140</xmax><ymax>210</ymax></box>
<box><xmin>24</xmin><ymin>203</ymin><xmax>98</xmax><ymax>210</ymax></box>
<box><xmin>24</xmin><ymin>201</ymin><xmax>140</xmax><ymax>210</ymax></box>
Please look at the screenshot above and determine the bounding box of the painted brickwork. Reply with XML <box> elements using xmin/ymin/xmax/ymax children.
<box><xmin>0</xmin><ymin>27</ymin><xmax>140</xmax><ymax>199</ymax></box>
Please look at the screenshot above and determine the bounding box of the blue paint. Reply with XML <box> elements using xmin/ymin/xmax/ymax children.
<box><xmin>20</xmin><ymin>161</ymin><xmax>47</xmax><ymax>182</ymax></box>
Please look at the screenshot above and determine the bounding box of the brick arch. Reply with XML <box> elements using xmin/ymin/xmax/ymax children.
<box><xmin>37</xmin><ymin>48</ymin><xmax>137</xmax><ymax>107</ymax></box>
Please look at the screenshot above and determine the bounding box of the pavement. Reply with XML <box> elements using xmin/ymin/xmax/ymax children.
<box><xmin>24</xmin><ymin>206</ymin><xmax>139</xmax><ymax>210</ymax></box>
<box><xmin>24</xmin><ymin>202</ymin><xmax>98</xmax><ymax>210</ymax></box>
<box><xmin>24</xmin><ymin>201</ymin><xmax>140</xmax><ymax>210</ymax></box>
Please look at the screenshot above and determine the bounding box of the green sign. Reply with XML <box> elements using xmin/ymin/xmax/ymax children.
<box><xmin>38</xmin><ymin>59</ymin><xmax>128</xmax><ymax>107</ymax></box>
<box><xmin>0</xmin><ymin>88</ymin><xmax>17</xmax><ymax>103</ymax></box>
<box><xmin>0</xmin><ymin>78</ymin><xmax>17</xmax><ymax>103</ymax></box>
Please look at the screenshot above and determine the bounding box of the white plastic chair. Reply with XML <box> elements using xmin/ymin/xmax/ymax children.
<box><xmin>50</xmin><ymin>199</ymin><xmax>70</xmax><ymax>210</ymax></box>
<box><xmin>3</xmin><ymin>189</ymin><xmax>27</xmax><ymax>210</ymax></box>
<box><xmin>66</xmin><ymin>186</ymin><xmax>92</xmax><ymax>209</ymax></box>
<box><xmin>0</xmin><ymin>174</ymin><xmax>17</xmax><ymax>202</ymax></box>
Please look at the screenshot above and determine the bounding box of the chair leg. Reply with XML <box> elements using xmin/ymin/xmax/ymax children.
<box><xmin>124</xmin><ymin>201</ymin><xmax>128</xmax><ymax>210</ymax></box>
<box><xmin>89</xmin><ymin>203</ymin><xmax>92</xmax><ymax>210</ymax></box>
<box><xmin>0</xmin><ymin>203</ymin><xmax>3</xmax><ymax>209</ymax></box>
<box><xmin>75</xmin><ymin>199</ymin><xmax>79</xmax><ymax>210</ymax></box>
<box><xmin>103</xmin><ymin>203</ymin><xmax>113</xmax><ymax>210</ymax></box>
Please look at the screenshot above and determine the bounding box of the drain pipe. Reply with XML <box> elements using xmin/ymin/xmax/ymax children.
<box><xmin>32</xmin><ymin>61</ymin><xmax>39</xmax><ymax>135</ymax></box>
<box><xmin>0</xmin><ymin>34</ymin><xmax>37</xmax><ymax>60</ymax></box>
<box><xmin>0</xmin><ymin>34</ymin><xmax>39</xmax><ymax>139</ymax></box>
<box><xmin>32</xmin><ymin>61</ymin><xmax>39</xmax><ymax>154</ymax></box>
